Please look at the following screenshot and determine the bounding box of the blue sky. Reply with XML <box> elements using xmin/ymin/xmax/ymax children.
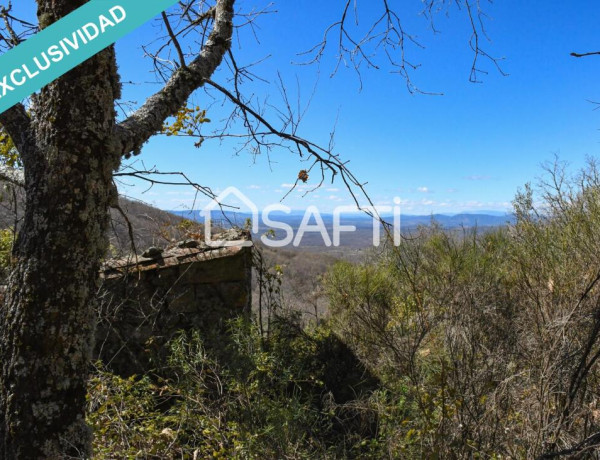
<box><xmin>15</xmin><ymin>0</ymin><xmax>600</xmax><ymax>214</ymax></box>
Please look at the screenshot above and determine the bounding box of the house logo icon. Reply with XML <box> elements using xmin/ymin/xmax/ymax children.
<box><xmin>201</xmin><ymin>186</ymin><xmax>258</xmax><ymax>247</ymax></box>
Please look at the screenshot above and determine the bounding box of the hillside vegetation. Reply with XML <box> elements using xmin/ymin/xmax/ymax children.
<box><xmin>0</xmin><ymin>186</ymin><xmax>187</xmax><ymax>255</ymax></box>
<box><xmin>82</xmin><ymin>161</ymin><xmax>600</xmax><ymax>459</ymax></box>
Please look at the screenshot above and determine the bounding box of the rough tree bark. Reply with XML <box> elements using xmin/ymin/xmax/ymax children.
<box><xmin>0</xmin><ymin>0</ymin><xmax>234</xmax><ymax>457</ymax></box>
<box><xmin>0</xmin><ymin>0</ymin><xmax>489</xmax><ymax>456</ymax></box>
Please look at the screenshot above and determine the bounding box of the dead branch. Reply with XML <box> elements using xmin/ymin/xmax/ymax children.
<box><xmin>114</xmin><ymin>0</ymin><xmax>235</xmax><ymax>158</ymax></box>
<box><xmin>570</xmin><ymin>51</ymin><xmax>600</xmax><ymax>58</ymax></box>
<box><xmin>0</xmin><ymin>166</ymin><xmax>23</xmax><ymax>188</ymax></box>
<box><xmin>0</xmin><ymin>104</ymin><xmax>34</xmax><ymax>166</ymax></box>
<box><xmin>299</xmin><ymin>0</ymin><xmax>505</xmax><ymax>92</ymax></box>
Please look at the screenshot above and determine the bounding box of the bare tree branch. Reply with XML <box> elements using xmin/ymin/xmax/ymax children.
<box><xmin>570</xmin><ymin>51</ymin><xmax>600</xmax><ymax>58</ymax></box>
<box><xmin>161</xmin><ymin>11</ymin><xmax>186</xmax><ymax>68</ymax></box>
<box><xmin>299</xmin><ymin>0</ymin><xmax>505</xmax><ymax>92</ymax></box>
<box><xmin>113</xmin><ymin>0</ymin><xmax>235</xmax><ymax>158</ymax></box>
<box><xmin>110</xmin><ymin>200</ymin><xmax>138</xmax><ymax>260</ymax></box>
<box><xmin>537</xmin><ymin>430</ymin><xmax>600</xmax><ymax>459</ymax></box>
<box><xmin>0</xmin><ymin>165</ymin><xmax>23</xmax><ymax>187</ymax></box>
<box><xmin>0</xmin><ymin>1</ymin><xmax>36</xmax><ymax>51</ymax></box>
<box><xmin>202</xmin><ymin>78</ymin><xmax>382</xmax><ymax>215</ymax></box>
<box><xmin>0</xmin><ymin>104</ymin><xmax>33</xmax><ymax>162</ymax></box>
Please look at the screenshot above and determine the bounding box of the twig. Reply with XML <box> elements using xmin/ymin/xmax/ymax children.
<box><xmin>570</xmin><ymin>51</ymin><xmax>600</xmax><ymax>58</ymax></box>
<box><xmin>162</xmin><ymin>11</ymin><xmax>187</xmax><ymax>68</ymax></box>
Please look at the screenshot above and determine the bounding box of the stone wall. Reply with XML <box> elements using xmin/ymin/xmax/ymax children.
<box><xmin>94</xmin><ymin>233</ymin><xmax>252</xmax><ymax>375</ymax></box>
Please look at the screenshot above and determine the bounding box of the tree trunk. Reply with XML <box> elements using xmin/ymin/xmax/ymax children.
<box><xmin>0</xmin><ymin>2</ymin><xmax>121</xmax><ymax>454</ymax></box>
<box><xmin>0</xmin><ymin>0</ymin><xmax>235</xmax><ymax>454</ymax></box>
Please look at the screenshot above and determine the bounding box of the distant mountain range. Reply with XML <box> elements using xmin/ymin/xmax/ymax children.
<box><xmin>170</xmin><ymin>209</ymin><xmax>515</xmax><ymax>230</ymax></box>
<box><xmin>167</xmin><ymin>209</ymin><xmax>515</xmax><ymax>250</ymax></box>
<box><xmin>0</xmin><ymin>184</ymin><xmax>512</xmax><ymax>253</ymax></box>
<box><xmin>399</xmin><ymin>213</ymin><xmax>514</xmax><ymax>228</ymax></box>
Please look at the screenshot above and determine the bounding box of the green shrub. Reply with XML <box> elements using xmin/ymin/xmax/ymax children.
<box><xmin>323</xmin><ymin>159</ymin><xmax>600</xmax><ymax>458</ymax></box>
<box><xmin>88</xmin><ymin>159</ymin><xmax>600</xmax><ymax>459</ymax></box>
<box><xmin>0</xmin><ymin>227</ymin><xmax>14</xmax><ymax>281</ymax></box>
<box><xmin>88</xmin><ymin>317</ymin><xmax>384</xmax><ymax>459</ymax></box>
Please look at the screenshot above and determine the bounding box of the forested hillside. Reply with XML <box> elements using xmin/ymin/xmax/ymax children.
<box><xmin>82</xmin><ymin>161</ymin><xmax>600</xmax><ymax>459</ymax></box>
<box><xmin>0</xmin><ymin>187</ymin><xmax>186</xmax><ymax>254</ymax></box>
<box><xmin>0</xmin><ymin>0</ymin><xmax>597</xmax><ymax>457</ymax></box>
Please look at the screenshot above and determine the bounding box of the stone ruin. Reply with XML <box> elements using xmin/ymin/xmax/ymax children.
<box><xmin>94</xmin><ymin>230</ymin><xmax>253</xmax><ymax>375</ymax></box>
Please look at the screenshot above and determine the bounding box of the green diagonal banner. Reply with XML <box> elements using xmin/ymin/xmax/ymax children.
<box><xmin>0</xmin><ymin>0</ymin><xmax>179</xmax><ymax>115</ymax></box>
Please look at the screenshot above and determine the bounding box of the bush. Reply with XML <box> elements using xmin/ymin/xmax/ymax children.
<box><xmin>323</xmin><ymin>159</ymin><xmax>600</xmax><ymax>458</ymax></box>
<box><xmin>88</xmin><ymin>316</ymin><xmax>383</xmax><ymax>459</ymax></box>
<box><xmin>0</xmin><ymin>227</ymin><xmax>14</xmax><ymax>281</ymax></box>
<box><xmin>89</xmin><ymin>159</ymin><xmax>600</xmax><ymax>459</ymax></box>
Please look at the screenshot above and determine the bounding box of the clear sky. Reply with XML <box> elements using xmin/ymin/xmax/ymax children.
<box><xmin>14</xmin><ymin>0</ymin><xmax>600</xmax><ymax>214</ymax></box>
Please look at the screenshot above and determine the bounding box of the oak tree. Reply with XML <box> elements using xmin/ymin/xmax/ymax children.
<box><xmin>0</xmin><ymin>0</ymin><xmax>498</xmax><ymax>457</ymax></box>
